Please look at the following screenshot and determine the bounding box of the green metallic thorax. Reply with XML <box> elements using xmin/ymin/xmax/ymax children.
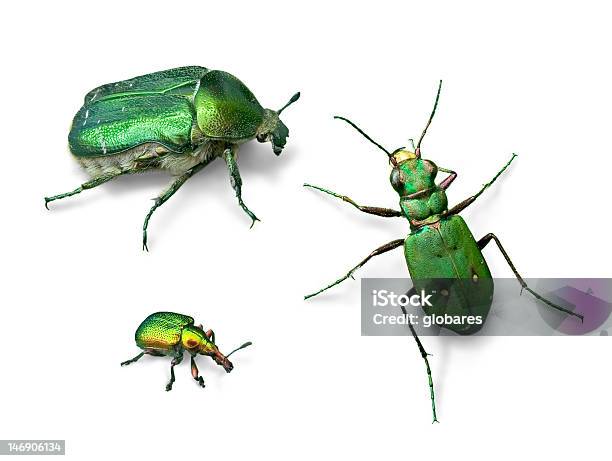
<box><xmin>391</xmin><ymin>158</ymin><xmax>493</xmax><ymax>334</ymax></box>
<box><xmin>135</xmin><ymin>312</ymin><xmax>216</xmax><ymax>355</ymax></box>
<box><xmin>69</xmin><ymin>67</ymin><xmax>267</xmax><ymax>158</ymax></box>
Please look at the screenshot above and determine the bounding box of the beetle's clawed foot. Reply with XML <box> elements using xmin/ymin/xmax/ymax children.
<box><xmin>249</xmin><ymin>216</ymin><xmax>261</xmax><ymax>229</ymax></box>
<box><xmin>142</xmin><ymin>233</ymin><xmax>150</xmax><ymax>252</ymax></box>
<box><xmin>195</xmin><ymin>377</ymin><xmax>206</xmax><ymax>388</ymax></box>
<box><xmin>44</xmin><ymin>197</ymin><xmax>52</xmax><ymax>210</ymax></box>
<box><xmin>165</xmin><ymin>383</ymin><xmax>173</xmax><ymax>392</ymax></box>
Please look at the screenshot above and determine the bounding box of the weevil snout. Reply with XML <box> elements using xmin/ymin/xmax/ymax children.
<box><xmin>213</xmin><ymin>351</ymin><xmax>234</xmax><ymax>372</ymax></box>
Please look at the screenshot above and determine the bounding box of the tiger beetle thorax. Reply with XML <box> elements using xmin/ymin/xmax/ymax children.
<box><xmin>390</xmin><ymin>157</ymin><xmax>448</xmax><ymax>226</ymax></box>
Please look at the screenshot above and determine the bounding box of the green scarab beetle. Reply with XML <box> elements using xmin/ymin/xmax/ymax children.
<box><xmin>121</xmin><ymin>311</ymin><xmax>252</xmax><ymax>391</ymax></box>
<box><xmin>44</xmin><ymin>66</ymin><xmax>300</xmax><ymax>250</ymax></box>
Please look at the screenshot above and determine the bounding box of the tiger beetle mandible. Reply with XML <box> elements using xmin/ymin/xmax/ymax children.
<box><xmin>304</xmin><ymin>81</ymin><xmax>583</xmax><ymax>423</ymax></box>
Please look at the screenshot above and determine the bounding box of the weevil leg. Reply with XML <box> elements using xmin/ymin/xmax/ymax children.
<box><xmin>142</xmin><ymin>160</ymin><xmax>210</xmax><ymax>251</ymax></box>
<box><xmin>205</xmin><ymin>329</ymin><xmax>215</xmax><ymax>343</ymax></box>
<box><xmin>120</xmin><ymin>351</ymin><xmax>145</xmax><ymax>366</ymax></box>
<box><xmin>305</xmin><ymin>239</ymin><xmax>404</xmax><ymax>299</ymax></box>
<box><xmin>304</xmin><ymin>184</ymin><xmax>403</xmax><ymax>217</ymax></box>
<box><xmin>120</xmin><ymin>349</ymin><xmax>163</xmax><ymax>366</ymax></box>
<box><xmin>477</xmin><ymin>233</ymin><xmax>584</xmax><ymax>322</ymax></box>
<box><xmin>190</xmin><ymin>356</ymin><xmax>205</xmax><ymax>388</ymax></box>
<box><xmin>401</xmin><ymin>288</ymin><xmax>439</xmax><ymax>423</ymax></box>
<box><xmin>166</xmin><ymin>354</ymin><xmax>183</xmax><ymax>392</ymax></box>
<box><xmin>44</xmin><ymin>172</ymin><xmax>124</xmax><ymax>209</ymax></box>
<box><xmin>445</xmin><ymin>154</ymin><xmax>517</xmax><ymax>216</ymax></box>
<box><xmin>223</xmin><ymin>147</ymin><xmax>260</xmax><ymax>228</ymax></box>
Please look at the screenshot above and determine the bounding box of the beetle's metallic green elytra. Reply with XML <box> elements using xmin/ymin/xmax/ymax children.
<box><xmin>121</xmin><ymin>311</ymin><xmax>252</xmax><ymax>391</ymax></box>
<box><xmin>45</xmin><ymin>66</ymin><xmax>300</xmax><ymax>250</ymax></box>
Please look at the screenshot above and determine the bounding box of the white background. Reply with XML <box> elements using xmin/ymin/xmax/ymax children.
<box><xmin>2</xmin><ymin>1</ymin><xmax>611</xmax><ymax>459</ymax></box>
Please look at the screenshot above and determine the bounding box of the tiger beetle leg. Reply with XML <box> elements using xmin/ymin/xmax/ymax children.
<box><xmin>305</xmin><ymin>239</ymin><xmax>404</xmax><ymax>300</ymax></box>
<box><xmin>223</xmin><ymin>148</ymin><xmax>260</xmax><ymax>227</ymax></box>
<box><xmin>446</xmin><ymin>154</ymin><xmax>517</xmax><ymax>216</ymax></box>
<box><xmin>477</xmin><ymin>233</ymin><xmax>584</xmax><ymax>322</ymax></box>
<box><xmin>190</xmin><ymin>356</ymin><xmax>206</xmax><ymax>388</ymax></box>
<box><xmin>401</xmin><ymin>289</ymin><xmax>439</xmax><ymax>423</ymax></box>
<box><xmin>437</xmin><ymin>167</ymin><xmax>457</xmax><ymax>191</ymax></box>
<box><xmin>166</xmin><ymin>355</ymin><xmax>183</xmax><ymax>391</ymax></box>
<box><xmin>304</xmin><ymin>183</ymin><xmax>403</xmax><ymax>217</ymax></box>
<box><xmin>120</xmin><ymin>351</ymin><xmax>145</xmax><ymax>367</ymax></box>
<box><xmin>142</xmin><ymin>163</ymin><xmax>207</xmax><ymax>251</ymax></box>
<box><xmin>44</xmin><ymin>173</ymin><xmax>121</xmax><ymax>209</ymax></box>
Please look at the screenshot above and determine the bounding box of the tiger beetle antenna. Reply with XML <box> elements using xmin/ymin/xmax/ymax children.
<box><xmin>225</xmin><ymin>341</ymin><xmax>253</xmax><ymax>358</ymax></box>
<box><xmin>334</xmin><ymin>116</ymin><xmax>393</xmax><ymax>160</ymax></box>
<box><xmin>415</xmin><ymin>80</ymin><xmax>443</xmax><ymax>155</ymax></box>
<box><xmin>277</xmin><ymin>92</ymin><xmax>301</xmax><ymax>115</ymax></box>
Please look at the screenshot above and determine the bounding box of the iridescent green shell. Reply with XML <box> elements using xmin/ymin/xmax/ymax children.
<box><xmin>135</xmin><ymin>312</ymin><xmax>194</xmax><ymax>351</ymax></box>
<box><xmin>68</xmin><ymin>66</ymin><xmax>265</xmax><ymax>158</ymax></box>
<box><xmin>404</xmin><ymin>216</ymin><xmax>493</xmax><ymax>335</ymax></box>
<box><xmin>193</xmin><ymin>70</ymin><xmax>264</xmax><ymax>140</ymax></box>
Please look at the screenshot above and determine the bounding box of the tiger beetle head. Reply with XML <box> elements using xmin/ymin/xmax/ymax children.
<box><xmin>257</xmin><ymin>92</ymin><xmax>301</xmax><ymax>155</ymax></box>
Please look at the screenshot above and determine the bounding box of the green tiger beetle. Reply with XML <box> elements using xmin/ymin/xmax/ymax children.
<box><xmin>305</xmin><ymin>81</ymin><xmax>584</xmax><ymax>423</ymax></box>
<box><xmin>44</xmin><ymin>66</ymin><xmax>300</xmax><ymax>250</ymax></box>
<box><xmin>121</xmin><ymin>312</ymin><xmax>252</xmax><ymax>391</ymax></box>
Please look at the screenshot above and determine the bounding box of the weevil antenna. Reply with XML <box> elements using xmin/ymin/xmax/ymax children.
<box><xmin>225</xmin><ymin>341</ymin><xmax>253</xmax><ymax>358</ymax></box>
<box><xmin>278</xmin><ymin>92</ymin><xmax>301</xmax><ymax>115</ymax></box>
<box><xmin>416</xmin><ymin>80</ymin><xmax>443</xmax><ymax>151</ymax></box>
<box><xmin>334</xmin><ymin>116</ymin><xmax>392</xmax><ymax>158</ymax></box>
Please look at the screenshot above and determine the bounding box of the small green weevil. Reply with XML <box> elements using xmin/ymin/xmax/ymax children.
<box><xmin>44</xmin><ymin>66</ymin><xmax>300</xmax><ymax>250</ymax></box>
<box><xmin>121</xmin><ymin>312</ymin><xmax>252</xmax><ymax>391</ymax></box>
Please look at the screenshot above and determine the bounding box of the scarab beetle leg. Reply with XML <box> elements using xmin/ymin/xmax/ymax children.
<box><xmin>223</xmin><ymin>147</ymin><xmax>260</xmax><ymax>228</ymax></box>
<box><xmin>205</xmin><ymin>329</ymin><xmax>215</xmax><ymax>343</ymax></box>
<box><xmin>304</xmin><ymin>239</ymin><xmax>404</xmax><ymax>299</ymax></box>
<box><xmin>401</xmin><ymin>288</ymin><xmax>439</xmax><ymax>423</ymax></box>
<box><xmin>190</xmin><ymin>356</ymin><xmax>205</xmax><ymax>388</ymax></box>
<box><xmin>304</xmin><ymin>183</ymin><xmax>402</xmax><ymax>217</ymax></box>
<box><xmin>142</xmin><ymin>160</ymin><xmax>211</xmax><ymax>251</ymax></box>
<box><xmin>477</xmin><ymin>233</ymin><xmax>584</xmax><ymax>322</ymax></box>
<box><xmin>166</xmin><ymin>354</ymin><xmax>183</xmax><ymax>391</ymax></box>
<box><xmin>44</xmin><ymin>172</ymin><xmax>124</xmax><ymax>209</ymax></box>
<box><xmin>445</xmin><ymin>154</ymin><xmax>517</xmax><ymax>217</ymax></box>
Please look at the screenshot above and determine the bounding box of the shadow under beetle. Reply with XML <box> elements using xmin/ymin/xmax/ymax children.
<box><xmin>305</xmin><ymin>81</ymin><xmax>583</xmax><ymax>423</ymax></box>
<box><xmin>121</xmin><ymin>312</ymin><xmax>252</xmax><ymax>391</ymax></box>
<box><xmin>44</xmin><ymin>66</ymin><xmax>300</xmax><ymax>250</ymax></box>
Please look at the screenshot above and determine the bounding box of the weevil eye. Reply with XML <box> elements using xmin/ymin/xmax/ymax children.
<box><xmin>256</xmin><ymin>134</ymin><xmax>267</xmax><ymax>143</ymax></box>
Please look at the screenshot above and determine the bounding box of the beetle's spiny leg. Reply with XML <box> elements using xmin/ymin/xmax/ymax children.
<box><xmin>305</xmin><ymin>239</ymin><xmax>404</xmax><ymax>300</ymax></box>
<box><xmin>223</xmin><ymin>148</ymin><xmax>260</xmax><ymax>228</ymax></box>
<box><xmin>141</xmin><ymin>160</ymin><xmax>210</xmax><ymax>251</ymax></box>
<box><xmin>304</xmin><ymin>183</ymin><xmax>402</xmax><ymax>217</ymax></box>
<box><xmin>120</xmin><ymin>351</ymin><xmax>145</xmax><ymax>367</ymax></box>
<box><xmin>477</xmin><ymin>233</ymin><xmax>584</xmax><ymax>322</ymax></box>
<box><xmin>445</xmin><ymin>154</ymin><xmax>517</xmax><ymax>217</ymax></box>
<box><xmin>401</xmin><ymin>291</ymin><xmax>439</xmax><ymax>423</ymax></box>
<box><xmin>44</xmin><ymin>173</ymin><xmax>121</xmax><ymax>209</ymax></box>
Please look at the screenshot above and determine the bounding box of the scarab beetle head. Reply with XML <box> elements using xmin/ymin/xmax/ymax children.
<box><xmin>256</xmin><ymin>92</ymin><xmax>300</xmax><ymax>155</ymax></box>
